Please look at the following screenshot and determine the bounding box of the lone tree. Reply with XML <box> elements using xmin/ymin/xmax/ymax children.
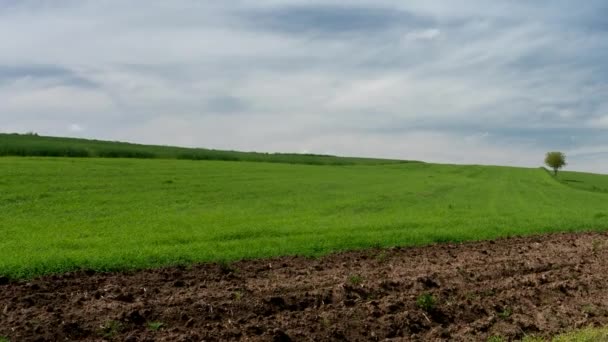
<box><xmin>545</xmin><ymin>151</ymin><xmax>566</xmax><ymax>175</ymax></box>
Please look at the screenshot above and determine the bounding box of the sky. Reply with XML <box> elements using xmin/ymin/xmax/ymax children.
<box><xmin>0</xmin><ymin>1</ymin><xmax>607</xmax><ymax>172</ymax></box>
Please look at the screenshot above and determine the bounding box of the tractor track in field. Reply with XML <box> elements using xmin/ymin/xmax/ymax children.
<box><xmin>2</xmin><ymin>232</ymin><xmax>608</xmax><ymax>341</ymax></box>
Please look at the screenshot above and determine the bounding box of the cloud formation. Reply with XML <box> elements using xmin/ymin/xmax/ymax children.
<box><xmin>0</xmin><ymin>0</ymin><xmax>607</xmax><ymax>172</ymax></box>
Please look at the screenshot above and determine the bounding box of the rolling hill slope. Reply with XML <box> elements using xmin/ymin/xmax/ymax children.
<box><xmin>0</xmin><ymin>133</ymin><xmax>409</xmax><ymax>165</ymax></box>
<box><xmin>1</xmin><ymin>155</ymin><xmax>607</xmax><ymax>279</ymax></box>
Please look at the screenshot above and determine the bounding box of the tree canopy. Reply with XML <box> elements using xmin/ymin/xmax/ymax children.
<box><xmin>545</xmin><ymin>152</ymin><xmax>566</xmax><ymax>175</ymax></box>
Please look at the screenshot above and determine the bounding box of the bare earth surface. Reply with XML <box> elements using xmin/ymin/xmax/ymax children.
<box><xmin>2</xmin><ymin>232</ymin><xmax>608</xmax><ymax>341</ymax></box>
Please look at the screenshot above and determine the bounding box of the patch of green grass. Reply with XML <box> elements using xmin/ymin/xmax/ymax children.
<box><xmin>374</xmin><ymin>251</ymin><xmax>389</xmax><ymax>263</ymax></box>
<box><xmin>98</xmin><ymin>320</ymin><xmax>123</xmax><ymax>339</ymax></box>
<box><xmin>348</xmin><ymin>274</ymin><xmax>364</xmax><ymax>286</ymax></box>
<box><xmin>498</xmin><ymin>307</ymin><xmax>512</xmax><ymax>319</ymax></box>
<box><xmin>553</xmin><ymin>326</ymin><xmax>608</xmax><ymax>341</ymax></box>
<box><xmin>487</xmin><ymin>336</ymin><xmax>505</xmax><ymax>342</ymax></box>
<box><xmin>581</xmin><ymin>304</ymin><xmax>596</xmax><ymax>315</ymax></box>
<box><xmin>416</xmin><ymin>293</ymin><xmax>437</xmax><ymax>312</ymax></box>
<box><xmin>232</xmin><ymin>290</ymin><xmax>244</xmax><ymax>300</ymax></box>
<box><xmin>523</xmin><ymin>337</ymin><xmax>545</xmax><ymax>342</ymax></box>
<box><xmin>147</xmin><ymin>322</ymin><xmax>164</xmax><ymax>331</ymax></box>
<box><xmin>0</xmin><ymin>336</ymin><xmax>10</xmax><ymax>342</ymax></box>
<box><xmin>523</xmin><ymin>326</ymin><xmax>608</xmax><ymax>341</ymax></box>
<box><xmin>556</xmin><ymin>170</ymin><xmax>608</xmax><ymax>193</ymax></box>
<box><xmin>1</xmin><ymin>158</ymin><xmax>608</xmax><ymax>279</ymax></box>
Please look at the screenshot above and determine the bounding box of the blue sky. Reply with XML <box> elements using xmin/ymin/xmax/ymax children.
<box><xmin>0</xmin><ymin>0</ymin><xmax>607</xmax><ymax>172</ymax></box>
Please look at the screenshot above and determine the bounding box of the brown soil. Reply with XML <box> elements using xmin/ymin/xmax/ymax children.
<box><xmin>2</xmin><ymin>232</ymin><xmax>608</xmax><ymax>341</ymax></box>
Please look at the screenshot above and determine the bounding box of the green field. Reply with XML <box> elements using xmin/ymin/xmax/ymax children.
<box><xmin>0</xmin><ymin>133</ymin><xmax>407</xmax><ymax>165</ymax></box>
<box><xmin>523</xmin><ymin>326</ymin><xmax>608</xmax><ymax>342</ymax></box>
<box><xmin>557</xmin><ymin>170</ymin><xmax>608</xmax><ymax>193</ymax></box>
<box><xmin>2</xmin><ymin>155</ymin><xmax>608</xmax><ymax>279</ymax></box>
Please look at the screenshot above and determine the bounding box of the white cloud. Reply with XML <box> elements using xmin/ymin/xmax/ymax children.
<box><xmin>403</xmin><ymin>28</ymin><xmax>441</xmax><ymax>41</ymax></box>
<box><xmin>1</xmin><ymin>86</ymin><xmax>114</xmax><ymax>116</ymax></box>
<box><xmin>589</xmin><ymin>116</ymin><xmax>608</xmax><ymax>128</ymax></box>
<box><xmin>464</xmin><ymin>132</ymin><xmax>490</xmax><ymax>143</ymax></box>
<box><xmin>0</xmin><ymin>1</ymin><xmax>606</xmax><ymax>172</ymax></box>
<box><xmin>68</xmin><ymin>123</ymin><xmax>84</xmax><ymax>132</ymax></box>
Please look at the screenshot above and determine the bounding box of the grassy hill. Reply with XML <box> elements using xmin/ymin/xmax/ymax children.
<box><xmin>556</xmin><ymin>170</ymin><xmax>608</xmax><ymax>193</ymax></box>
<box><xmin>0</xmin><ymin>133</ymin><xmax>409</xmax><ymax>165</ymax></box>
<box><xmin>1</xmin><ymin>155</ymin><xmax>608</xmax><ymax>279</ymax></box>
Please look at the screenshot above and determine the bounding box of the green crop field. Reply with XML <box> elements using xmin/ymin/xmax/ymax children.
<box><xmin>2</xmin><ymin>153</ymin><xmax>608</xmax><ymax>279</ymax></box>
<box><xmin>0</xmin><ymin>133</ymin><xmax>407</xmax><ymax>165</ymax></box>
<box><xmin>556</xmin><ymin>170</ymin><xmax>608</xmax><ymax>193</ymax></box>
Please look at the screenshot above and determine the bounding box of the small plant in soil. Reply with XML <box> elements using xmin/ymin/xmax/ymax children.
<box><xmin>0</xmin><ymin>336</ymin><xmax>10</xmax><ymax>342</ymax></box>
<box><xmin>498</xmin><ymin>307</ymin><xmax>512</xmax><ymax>319</ymax></box>
<box><xmin>416</xmin><ymin>293</ymin><xmax>436</xmax><ymax>312</ymax></box>
<box><xmin>465</xmin><ymin>292</ymin><xmax>478</xmax><ymax>301</ymax></box>
<box><xmin>375</xmin><ymin>251</ymin><xmax>388</xmax><ymax>263</ymax></box>
<box><xmin>99</xmin><ymin>320</ymin><xmax>123</xmax><ymax>339</ymax></box>
<box><xmin>232</xmin><ymin>290</ymin><xmax>243</xmax><ymax>300</ymax></box>
<box><xmin>487</xmin><ymin>336</ymin><xmax>505</xmax><ymax>342</ymax></box>
<box><xmin>482</xmin><ymin>289</ymin><xmax>496</xmax><ymax>297</ymax></box>
<box><xmin>319</xmin><ymin>314</ymin><xmax>331</xmax><ymax>329</ymax></box>
<box><xmin>219</xmin><ymin>261</ymin><xmax>237</xmax><ymax>274</ymax></box>
<box><xmin>456</xmin><ymin>267</ymin><xmax>471</xmax><ymax>280</ymax></box>
<box><xmin>581</xmin><ymin>304</ymin><xmax>596</xmax><ymax>315</ymax></box>
<box><xmin>348</xmin><ymin>274</ymin><xmax>363</xmax><ymax>286</ymax></box>
<box><xmin>592</xmin><ymin>239</ymin><xmax>603</xmax><ymax>254</ymax></box>
<box><xmin>147</xmin><ymin>321</ymin><xmax>165</xmax><ymax>331</ymax></box>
